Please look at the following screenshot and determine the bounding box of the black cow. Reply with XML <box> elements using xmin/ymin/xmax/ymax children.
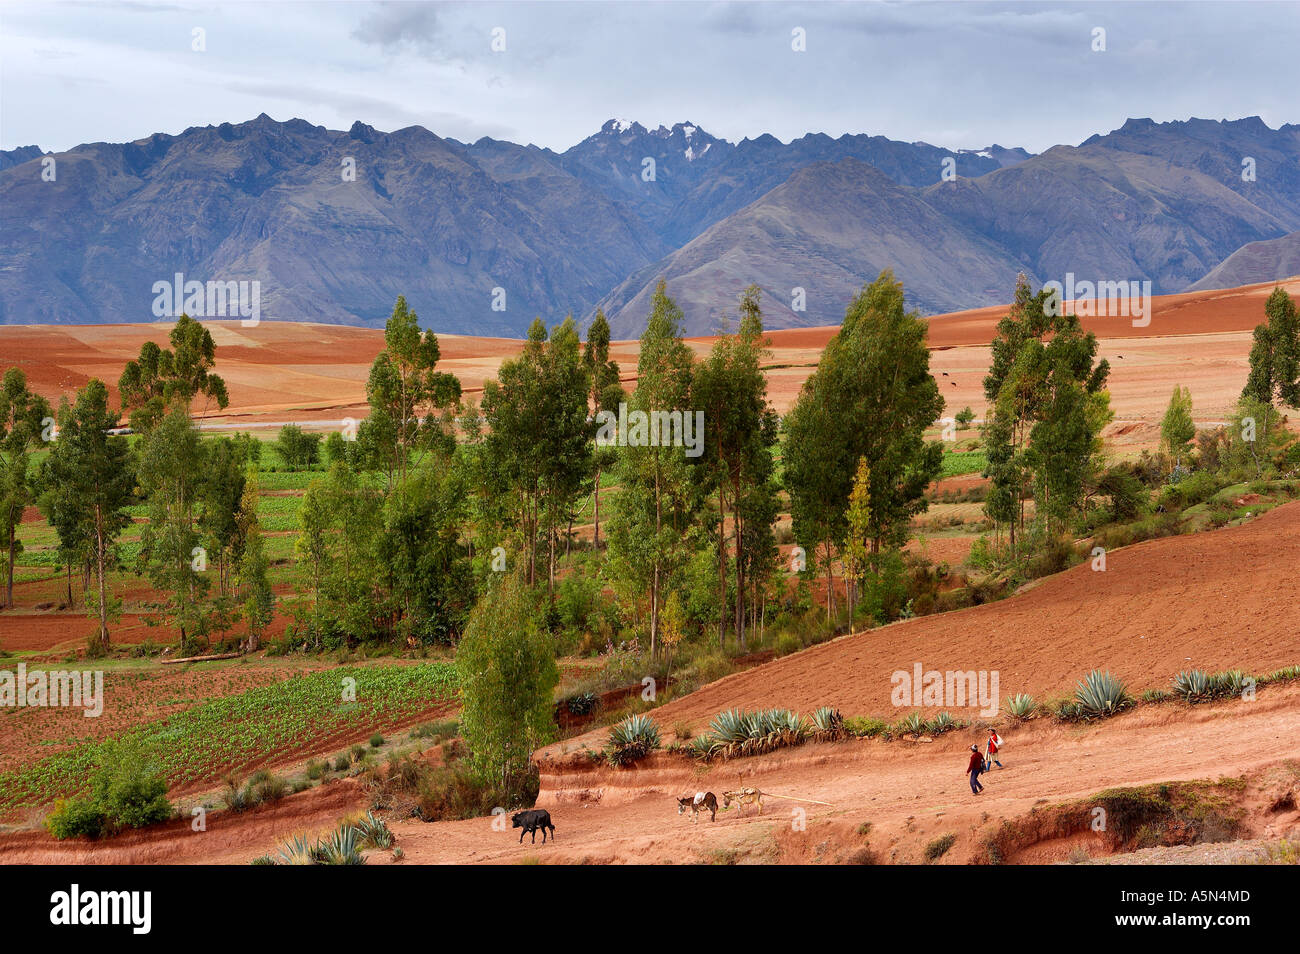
<box><xmin>511</xmin><ymin>809</ymin><xmax>556</xmax><ymax>844</ymax></box>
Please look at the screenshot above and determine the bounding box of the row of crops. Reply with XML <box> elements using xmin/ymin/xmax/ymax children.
<box><xmin>0</xmin><ymin>662</ymin><xmax>458</xmax><ymax>814</ymax></box>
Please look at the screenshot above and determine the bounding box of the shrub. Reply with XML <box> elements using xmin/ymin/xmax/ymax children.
<box><xmin>46</xmin><ymin>739</ymin><xmax>172</xmax><ymax>839</ymax></box>
<box><xmin>776</xmin><ymin>633</ymin><xmax>801</xmax><ymax>657</ymax></box>
<box><xmin>844</xmin><ymin>716</ymin><xmax>888</xmax><ymax>738</ymax></box>
<box><xmin>924</xmin><ymin>832</ymin><xmax>957</xmax><ymax>862</ymax></box>
<box><xmin>45</xmin><ymin>798</ymin><xmax>107</xmax><ymax>839</ymax></box>
<box><xmin>353</xmin><ymin>810</ymin><xmax>394</xmax><ymax>849</ymax></box>
<box><xmin>607</xmin><ymin>714</ymin><xmax>662</xmax><ymax>766</ymax></box>
<box><xmin>1173</xmin><ymin>669</ymin><xmax>1211</xmax><ymax>702</ymax></box>
<box><xmin>809</xmin><ymin>706</ymin><xmax>846</xmax><ymax>741</ymax></box>
<box><xmin>369</xmin><ymin>733</ymin><xmax>385</xmax><ymax>748</ymax></box>
<box><xmin>1074</xmin><ymin>670</ymin><xmax>1131</xmax><ymax>718</ymax></box>
<box><xmin>1004</xmin><ymin>693</ymin><xmax>1036</xmax><ymax>720</ymax></box>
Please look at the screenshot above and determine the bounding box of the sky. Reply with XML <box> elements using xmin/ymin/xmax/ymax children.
<box><xmin>2</xmin><ymin>0</ymin><xmax>1298</xmax><ymax>154</ymax></box>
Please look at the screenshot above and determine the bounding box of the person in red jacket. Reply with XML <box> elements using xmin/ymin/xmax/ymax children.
<box><xmin>965</xmin><ymin>744</ymin><xmax>984</xmax><ymax>794</ymax></box>
<box><xmin>985</xmin><ymin>729</ymin><xmax>1003</xmax><ymax>771</ymax></box>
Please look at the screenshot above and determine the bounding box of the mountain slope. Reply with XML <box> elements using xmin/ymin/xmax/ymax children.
<box><xmin>1190</xmin><ymin>230</ymin><xmax>1300</xmax><ymax>290</ymax></box>
<box><xmin>597</xmin><ymin>158</ymin><xmax>1030</xmax><ymax>337</ymax></box>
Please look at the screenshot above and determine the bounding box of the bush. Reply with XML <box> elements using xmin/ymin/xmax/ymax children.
<box><xmin>1074</xmin><ymin>670</ymin><xmax>1131</xmax><ymax>718</ymax></box>
<box><xmin>369</xmin><ymin>733</ymin><xmax>386</xmax><ymax>748</ymax></box>
<box><xmin>844</xmin><ymin>716</ymin><xmax>888</xmax><ymax>738</ymax></box>
<box><xmin>274</xmin><ymin>424</ymin><xmax>322</xmax><ymax>469</ymax></box>
<box><xmin>607</xmin><ymin>714</ymin><xmax>662</xmax><ymax>766</ymax></box>
<box><xmin>1004</xmin><ymin>693</ymin><xmax>1036</xmax><ymax>719</ymax></box>
<box><xmin>924</xmin><ymin>833</ymin><xmax>957</xmax><ymax>862</ymax></box>
<box><xmin>45</xmin><ymin>798</ymin><xmax>107</xmax><ymax>839</ymax></box>
<box><xmin>776</xmin><ymin>633</ymin><xmax>801</xmax><ymax>657</ymax></box>
<box><xmin>46</xmin><ymin>739</ymin><xmax>172</xmax><ymax>839</ymax></box>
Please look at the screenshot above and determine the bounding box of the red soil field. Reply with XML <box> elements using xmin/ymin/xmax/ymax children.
<box><xmin>563</xmin><ymin>498</ymin><xmax>1300</xmax><ymax>744</ymax></box>
<box><xmin>1</xmin><ymin>277</ymin><xmax>1294</xmax><ymax>426</ymax></box>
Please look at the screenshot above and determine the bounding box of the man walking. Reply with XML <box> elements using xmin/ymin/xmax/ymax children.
<box><xmin>985</xmin><ymin>729</ymin><xmax>1003</xmax><ymax>771</ymax></box>
<box><xmin>966</xmin><ymin>744</ymin><xmax>984</xmax><ymax>794</ymax></box>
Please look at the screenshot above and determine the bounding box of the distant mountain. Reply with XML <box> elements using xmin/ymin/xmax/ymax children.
<box><xmin>2</xmin><ymin>114</ymin><xmax>1298</xmax><ymax>336</ymax></box>
<box><xmin>0</xmin><ymin>146</ymin><xmax>45</xmax><ymax>172</ymax></box>
<box><xmin>1190</xmin><ymin>231</ymin><xmax>1300</xmax><ymax>290</ymax></box>
<box><xmin>0</xmin><ymin>115</ymin><xmax>658</xmax><ymax>333</ymax></box>
<box><xmin>597</xmin><ymin>158</ymin><xmax>1030</xmax><ymax>337</ymax></box>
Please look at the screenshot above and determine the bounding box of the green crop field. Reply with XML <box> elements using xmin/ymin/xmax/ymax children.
<box><xmin>0</xmin><ymin>662</ymin><xmax>458</xmax><ymax>813</ymax></box>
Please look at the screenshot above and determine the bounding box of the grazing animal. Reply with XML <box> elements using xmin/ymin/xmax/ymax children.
<box><xmin>677</xmin><ymin>791</ymin><xmax>718</xmax><ymax>823</ymax></box>
<box><xmin>511</xmin><ymin>809</ymin><xmax>556</xmax><ymax>844</ymax></box>
<box><xmin>722</xmin><ymin>787</ymin><xmax>764</xmax><ymax>816</ymax></box>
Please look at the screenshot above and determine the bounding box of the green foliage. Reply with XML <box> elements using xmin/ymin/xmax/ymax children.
<box><xmin>924</xmin><ymin>832</ymin><xmax>957</xmax><ymax>862</ymax></box>
<box><xmin>455</xmin><ymin>576</ymin><xmax>558</xmax><ymax>802</ymax></box>
<box><xmin>3</xmin><ymin>665</ymin><xmax>456</xmax><ymax>814</ymax></box>
<box><xmin>784</xmin><ymin>271</ymin><xmax>944</xmax><ymax>620</ymax></box>
<box><xmin>274</xmin><ymin>424</ymin><xmax>322</xmax><ymax>469</ymax></box>
<box><xmin>1004</xmin><ymin>693</ymin><xmax>1037</xmax><ymax>719</ymax></box>
<box><xmin>1074</xmin><ymin>669</ymin><xmax>1131</xmax><ymax>718</ymax></box>
<box><xmin>1243</xmin><ymin>287</ymin><xmax>1300</xmax><ymax>408</ymax></box>
<box><xmin>118</xmin><ymin>314</ymin><xmax>229</xmax><ymax>432</ymax></box>
<box><xmin>45</xmin><ymin>738</ymin><xmax>171</xmax><ymax>839</ymax></box>
<box><xmin>606</xmin><ymin>714</ymin><xmax>662</xmax><ymax>766</ymax></box>
<box><xmin>1161</xmin><ymin>385</ymin><xmax>1195</xmax><ymax>464</ymax></box>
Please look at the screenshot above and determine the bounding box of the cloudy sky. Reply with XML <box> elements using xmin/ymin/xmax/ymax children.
<box><xmin>2</xmin><ymin>0</ymin><xmax>1297</xmax><ymax>154</ymax></box>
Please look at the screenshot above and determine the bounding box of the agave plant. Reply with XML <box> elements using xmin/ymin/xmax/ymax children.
<box><xmin>1209</xmin><ymin>669</ymin><xmax>1246</xmax><ymax>698</ymax></box>
<box><xmin>315</xmin><ymin>824</ymin><xmax>365</xmax><ymax>865</ymax></box>
<box><xmin>353</xmin><ymin>810</ymin><xmax>394</xmax><ymax>849</ymax></box>
<box><xmin>928</xmin><ymin>711</ymin><xmax>955</xmax><ymax>735</ymax></box>
<box><xmin>686</xmin><ymin>735</ymin><xmax>715</xmax><ymax>761</ymax></box>
<box><xmin>900</xmin><ymin>712</ymin><xmax>926</xmax><ymax>735</ymax></box>
<box><xmin>1075</xmin><ymin>669</ymin><xmax>1130</xmax><ymax>717</ymax></box>
<box><xmin>275</xmin><ymin>834</ymin><xmax>317</xmax><ymax>866</ymax></box>
<box><xmin>1172</xmin><ymin>669</ymin><xmax>1210</xmax><ymax>701</ymax></box>
<box><xmin>810</xmin><ymin>706</ymin><xmax>846</xmax><ymax>741</ymax></box>
<box><xmin>607</xmin><ymin>714</ymin><xmax>662</xmax><ymax>766</ymax></box>
<box><xmin>1004</xmin><ymin>693</ymin><xmax>1036</xmax><ymax>719</ymax></box>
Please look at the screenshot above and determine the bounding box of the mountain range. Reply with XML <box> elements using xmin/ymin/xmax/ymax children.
<box><xmin>2</xmin><ymin>114</ymin><xmax>1298</xmax><ymax>337</ymax></box>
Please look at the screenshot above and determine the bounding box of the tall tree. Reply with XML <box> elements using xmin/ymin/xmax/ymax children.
<box><xmin>784</xmin><ymin>271</ymin><xmax>944</xmax><ymax>615</ymax></box>
<box><xmin>135</xmin><ymin>406</ymin><xmax>209</xmax><ymax>648</ymax></box>
<box><xmin>982</xmin><ymin>276</ymin><xmax>1110</xmax><ymax>544</ymax></box>
<box><xmin>1243</xmin><ymin>287</ymin><xmax>1300</xmax><ymax>408</ymax></box>
<box><xmin>582</xmin><ymin>309</ymin><xmax>624</xmax><ymax>550</ymax></box>
<box><xmin>235</xmin><ymin>473</ymin><xmax>273</xmax><ymax>653</ymax></box>
<box><xmin>0</xmin><ymin>369</ymin><xmax>52</xmax><ymax>609</ymax></box>
<box><xmin>606</xmin><ymin>281</ymin><xmax>702</xmax><ymax>655</ymax></box>
<box><xmin>455</xmin><ymin>575</ymin><xmax>558</xmax><ymax>801</ymax></box>
<box><xmin>38</xmin><ymin>380</ymin><xmax>132</xmax><ymax>651</ymax></box>
<box><xmin>692</xmin><ymin>285</ymin><xmax>779</xmax><ymax>649</ymax></box>
<box><xmin>842</xmin><ymin>457</ymin><xmax>872</xmax><ymax>624</ymax></box>
<box><xmin>118</xmin><ymin>314</ymin><xmax>229</xmax><ymax>431</ymax></box>
<box><xmin>482</xmin><ymin>317</ymin><xmax>591</xmax><ymax>589</ymax></box>
<box><xmin>358</xmin><ymin>296</ymin><xmax>461</xmax><ymax>488</ymax></box>
<box><xmin>1160</xmin><ymin>385</ymin><xmax>1195</xmax><ymax>470</ymax></box>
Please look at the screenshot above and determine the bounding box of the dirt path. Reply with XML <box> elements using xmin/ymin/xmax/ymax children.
<box><xmin>381</xmin><ymin>684</ymin><xmax>1300</xmax><ymax>865</ymax></box>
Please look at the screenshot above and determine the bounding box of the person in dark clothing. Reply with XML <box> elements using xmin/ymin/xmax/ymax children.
<box><xmin>966</xmin><ymin>744</ymin><xmax>984</xmax><ymax>794</ymax></box>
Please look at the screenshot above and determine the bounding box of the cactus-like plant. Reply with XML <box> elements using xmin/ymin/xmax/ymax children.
<box><xmin>1004</xmin><ymin>693</ymin><xmax>1036</xmax><ymax>719</ymax></box>
<box><xmin>607</xmin><ymin>714</ymin><xmax>661</xmax><ymax>766</ymax></box>
<box><xmin>1172</xmin><ymin>669</ymin><xmax>1210</xmax><ymax>701</ymax></box>
<box><xmin>1075</xmin><ymin>669</ymin><xmax>1130</xmax><ymax>717</ymax></box>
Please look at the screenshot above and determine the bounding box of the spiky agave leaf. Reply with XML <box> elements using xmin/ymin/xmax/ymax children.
<box><xmin>1004</xmin><ymin>693</ymin><xmax>1036</xmax><ymax>719</ymax></box>
<box><xmin>1172</xmin><ymin>669</ymin><xmax>1210</xmax><ymax>700</ymax></box>
<box><xmin>1075</xmin><ymin>669</ymin><xmax>1130</xmax><ymax>716</ymax></box>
